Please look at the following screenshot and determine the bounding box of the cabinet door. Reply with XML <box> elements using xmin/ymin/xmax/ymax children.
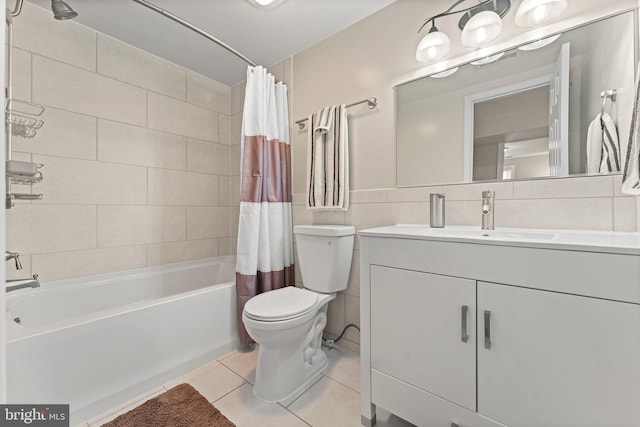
<box><xmin>370</xmin><ymin>265</ymin><xmax>476</xmax><ymax>411</ymax></box>
<box><xmin>478</xmin><ymin>282</ymin><xmax>640</xmax><ymax>427</ymax></box>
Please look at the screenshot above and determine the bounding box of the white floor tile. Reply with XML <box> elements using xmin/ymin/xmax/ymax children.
<box><xmin>219</xmin><ymin>345</ymin><xmax>259</xmax><ymax>384</ymax></box>
<box><xmin>164</xmin><ymin>360</ymin><xmax>246</xmax><ymax>402</ymax></box>
<box><xmin>214</xmin><ymin>383</ymin><xmax>309</xmax><ymax>427</ymax></box>
<box><xmin>323</xmin><ymin>346</ymin><xmax>361</xmax><ymax>392</ymax></box>
<box><xmin>87</xmin><ymin>387</ymin><xmax>165</xmax><ymax>426</ymax></box>
<box><xmin>288</xmin><ymin>377</ymin><xmax>361</xmax><ymax>427</ymax></box>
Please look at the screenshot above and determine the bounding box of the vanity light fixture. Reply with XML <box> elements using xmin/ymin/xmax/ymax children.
<box><xmin>515</xmin><ymin>0</ymin><xmax>567</xmax><ymax>28</ymax></box>
<box><xmin>416</xmin><ymin>0</ymin><xmax>511</xmax><ymax>63</ymax></box>
<box><xmin>517</xmin><ymin>33</ymin><xmax>561</xmax><ymax>50</ymax></box>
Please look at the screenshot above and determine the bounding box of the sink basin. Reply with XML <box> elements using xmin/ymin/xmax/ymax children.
<box><xmin>420</xmin><ymin>226</ymin><xmax>557</xmax><ymax>241</ymax></box>
<box><xmin>359</xmin><ymin>224</ymin><xmax>640</xmax><ymax>255</ymax></box>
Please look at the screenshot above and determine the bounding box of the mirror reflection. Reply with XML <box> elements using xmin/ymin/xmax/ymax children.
<box><xmin>396</xmin><ymin>11</ymin><xmax>636</xmax><ymax>186</ymax></box>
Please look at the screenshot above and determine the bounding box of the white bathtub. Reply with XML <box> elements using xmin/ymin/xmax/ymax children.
<box><xmin>5</xmin><ymin>257</ymin><xmax>238</xmax><ymax>425</ymax></box>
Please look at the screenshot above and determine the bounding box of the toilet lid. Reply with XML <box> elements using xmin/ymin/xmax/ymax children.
<box><xmin>244</xmin><ymin>287</ymin><xmax>319</xmax><ymax>321</ymax></box>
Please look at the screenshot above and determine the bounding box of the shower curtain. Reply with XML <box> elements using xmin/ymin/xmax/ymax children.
<box><xmin>235</xmin><ymin>66</ymin><xmax>294</xmax><ymax>344</ymax></box>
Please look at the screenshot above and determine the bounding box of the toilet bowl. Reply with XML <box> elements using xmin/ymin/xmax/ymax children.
<box><xmin>242</xmin><ymin>225</ymin><xmax>355</xmax><ymax>403</ymax></box>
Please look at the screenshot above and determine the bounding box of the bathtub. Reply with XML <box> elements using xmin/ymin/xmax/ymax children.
<box><xmin>5</xmin><ymin>256</ymin><xmax>238</xmax><ymax>425</ymax></box>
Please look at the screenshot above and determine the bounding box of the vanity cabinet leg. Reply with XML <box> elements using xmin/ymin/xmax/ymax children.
<box><xmin>361</xmin><ymin>404</ymin><xmax>377</xmax><ymax>426</ymax></box>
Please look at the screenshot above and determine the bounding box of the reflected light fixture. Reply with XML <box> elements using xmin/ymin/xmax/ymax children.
<box><xmin>470</xmin><ymin>51</ymin><xmax>505</xmax><ymax>65</ymax></box>
<box><xmin>246</xmin><ymin>0</ymin><xmax>287</xmax><ymax>7</ymax></box>
<box><xmin>416</xmin><ymin>0</ymin><xmax>511</xmax><ymax>63</ymax></box>
<box><xmin>430</xmin><ymin>67</ymin><xmax>460</xmax><ymax>78</ymax></box>
<box><xmin>517</xmin><ymin>33</ymin><xmax>561</xmax><ymax>50</ymax></box>
<box><xmin>515</xmin><ymin>0</ymin><xmax>567</xmax><ymax>28</ymax></box>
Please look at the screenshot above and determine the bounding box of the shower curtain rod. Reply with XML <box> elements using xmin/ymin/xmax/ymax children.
<box><xmin>132</xmin><ymin>0</ymin><xmax>258</xmax><ymax>67</ymax></box>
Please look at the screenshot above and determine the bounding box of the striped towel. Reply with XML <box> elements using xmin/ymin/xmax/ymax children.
<box><xmin>587</xmin><ymin>113</ymin><xmax>621</xmax><ymax>174</ymax></box>
<box><xmin>623</xmin><ymin>65</ymin><xmax>640</xmax><ymax>194</ymax></box>
<box><xmin>306</xmin><ymin>105</ymin><xmax>349</xmax><ymax>210</ymax></box>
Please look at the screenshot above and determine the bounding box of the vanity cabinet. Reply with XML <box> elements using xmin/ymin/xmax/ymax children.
<box><xmin>359</xmin><ymin>226</ymin><xmax>640</xmax><ymax>427</ymax></box>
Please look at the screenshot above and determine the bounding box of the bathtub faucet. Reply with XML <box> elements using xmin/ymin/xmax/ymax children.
<box><xmin>5</xmin><ymin>251</ymin><xmax>22</xmax><ymax>270</ymax></box>
<box><xmin>6</xmin><ymin>274</ymin><xmax>40</xmax><ymax>292</ymax></box>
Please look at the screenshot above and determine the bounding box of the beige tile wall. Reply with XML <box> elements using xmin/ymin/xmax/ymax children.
<box><xmin>7</xmin><ymin>2</ymin><xmax>232</xmax><ymax>282</ymax></box>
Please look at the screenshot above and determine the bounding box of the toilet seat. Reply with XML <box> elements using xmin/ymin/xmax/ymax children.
<box><xmin>244</xmin><ymin>287</ymin><xmax>319</xmax><ymax>322</ymax></box>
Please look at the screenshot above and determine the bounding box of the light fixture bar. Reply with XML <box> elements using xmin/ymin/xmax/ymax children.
<box><xmin>418</xmin><ymin>0</ymin><xmax>510</xmax><ymax>34</ymax></box>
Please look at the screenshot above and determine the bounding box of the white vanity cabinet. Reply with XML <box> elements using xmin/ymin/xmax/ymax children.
<box><xmin>359</xmin><ymin>225</ymin><xmax>640</xmax><ymax>427</ymax></box>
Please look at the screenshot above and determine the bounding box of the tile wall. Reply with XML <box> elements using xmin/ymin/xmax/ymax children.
<box><xmin>6</xmin><ymin>2</ymin><xmax>233</xmax><ymax>281</ymax></box>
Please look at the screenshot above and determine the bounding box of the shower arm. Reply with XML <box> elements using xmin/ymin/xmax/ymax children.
<box><xmin>132</xmin><ymin>0</ymin><xmax>258</xmax><ymax>68</ymax></box>
<box><xmin>10</xmin><ymin>0</ymin><xmax>24</xmax><ymax>18</ymax></box>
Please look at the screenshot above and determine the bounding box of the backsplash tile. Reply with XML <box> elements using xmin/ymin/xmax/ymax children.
<box><xmin>513</xmin><ymin>175</ymin><xmax>614</xmax><ymax>199</ymax></box>
<box><xmin>496</xmin><ymin>198</ymin><xmax>614</xmax><ymax>230</ymax></box>
<box><xmin>441</xmin><ymin>181</ymin><xmax>514</xmax><ymax>201</ymax></box>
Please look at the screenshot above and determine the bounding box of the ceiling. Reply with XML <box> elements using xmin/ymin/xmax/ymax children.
<box><xmin>25</xmin><ymin>0</ymin><xmax>396</xmax><ymax>86</ymax></box>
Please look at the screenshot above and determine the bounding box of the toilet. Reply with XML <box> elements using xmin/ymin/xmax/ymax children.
<box><xmin>242</xmin><ymin>224</ymin><xmax>355</xmax><ymax>403</ymax></box>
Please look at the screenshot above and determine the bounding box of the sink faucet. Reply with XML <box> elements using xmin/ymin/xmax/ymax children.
<box><xmin>481</xmin><ymin>191</ymin><xmax>495</xmax><ymax>230</ymax></box>
<box><xmin>6</xmin><ymin>274</ymin><xmax>40</xmax><ymax>292</ymax></box>
<box><xmin>6</xmin><ymin>251</ymin><xmax>22</xmax><ymax>270</ymax></box>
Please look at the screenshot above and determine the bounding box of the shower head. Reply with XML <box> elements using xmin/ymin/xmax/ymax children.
<box><xmin>51</xmin><ymin>0</ymin><xmax>77</xmax><ymax>20</ymax></box>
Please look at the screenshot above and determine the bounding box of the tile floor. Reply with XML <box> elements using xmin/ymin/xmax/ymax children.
<box><xmin>79</xmin><ymin>344</ymin><xmax>416</xmax><ymax>427</ymax></box>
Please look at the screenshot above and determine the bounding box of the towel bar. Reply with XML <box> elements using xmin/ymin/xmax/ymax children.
<box><xmin>295</xmin><ymin>97</ymin><xmax>378</xmax><ymax>130</ymax></box>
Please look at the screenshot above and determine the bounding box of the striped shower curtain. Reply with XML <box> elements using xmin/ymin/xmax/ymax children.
<box><xmin>235</xmin><ymin>66</ymin><xmax>294</xmax><ymax>344</ymax></box>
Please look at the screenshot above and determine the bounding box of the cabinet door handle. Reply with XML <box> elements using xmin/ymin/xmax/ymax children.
<box><xmin>484</xmin><ymin>310</ymin><xmax>492</xmax><ymax>350</ymax></box>
<box><xmin>461</xmin><ymin>305</ymin><xmax>469</xmax><ymax>343</ymax></box>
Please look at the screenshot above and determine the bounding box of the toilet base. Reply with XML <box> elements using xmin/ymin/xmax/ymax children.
<box><xmin>277</xmin><ymin>349</ymin><xmax>329</xmax><ymax>406</ymax></box>
<box><xmin>250</xmin><ymin>305</ymin><xmax>332</xmax><ymax>404</ymax></box>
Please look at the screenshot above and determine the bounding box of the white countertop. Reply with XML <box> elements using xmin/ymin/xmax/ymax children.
<box><xmin>358</xmin><ymin>224</ymin><xmax>640</xmax><ymax>255</ymax></box>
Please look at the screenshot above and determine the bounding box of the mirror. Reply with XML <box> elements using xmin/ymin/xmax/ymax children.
<box><xmin>396</xmin><ymin>11</ymin><xmax>636</xmax><ymax>186</ymax></box>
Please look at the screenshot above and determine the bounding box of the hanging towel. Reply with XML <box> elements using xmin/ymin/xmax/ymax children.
<box><xmin>587</xmin><ymin>113</ymin><xmax>621</xmax><ymax>174</ymax></box>
<box><xmin>623</xmin><ymin>64</ymin><xmax>640</xmax><ymax>194</ymax></box>
<box><xmin>586</xmin><ymin>114</ymin><xmax>603</xmax><ymax>174</ymax></box>
<box><xmin>306</xmin><ymin>104</ymin><xmax>349</xmax><ymax>210</ymax></box>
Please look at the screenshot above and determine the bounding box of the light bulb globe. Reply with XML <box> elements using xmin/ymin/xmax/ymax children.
<box><xmin>416</xmin><ymin>30</ymin><xmax>451</xmax><ymax>63</ymax></box>
<box><xmin>461</xmin><ymin>11</ymin><xmax>503</xmax><ymax>48</ymax></box>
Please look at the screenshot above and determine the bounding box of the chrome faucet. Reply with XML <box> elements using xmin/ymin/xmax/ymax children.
<box><xmin>481</xmin><ymin>191</ymin><xmax>495</xmax><ymax>230</ymax></box>
<box><xmin>6</xmin><ymin>274</ymin><xmax>40</xmax><ymax>292</ymax></box>
<box><xmin>5</xmin><ymin>251</ymin><xmax>22</xmax><ymax>270</ymax></box>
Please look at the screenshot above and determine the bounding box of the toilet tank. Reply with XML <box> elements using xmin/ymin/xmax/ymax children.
<box><xmin>294</xmin><ymin>225</ymin><xmax>355</xmax><ymax>293</ymax></box>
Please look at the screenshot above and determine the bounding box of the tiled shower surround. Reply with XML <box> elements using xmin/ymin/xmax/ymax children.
<box><xmin>7</xmin><ymin>2</ymin><xmax>233</xmax><ymax>281</ymax></box>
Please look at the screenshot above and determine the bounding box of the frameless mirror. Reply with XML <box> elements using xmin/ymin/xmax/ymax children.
<box><xmin>396</xmin><ymin>11</ymin><xmax>636</xmax><ymax>186</ymax></box>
